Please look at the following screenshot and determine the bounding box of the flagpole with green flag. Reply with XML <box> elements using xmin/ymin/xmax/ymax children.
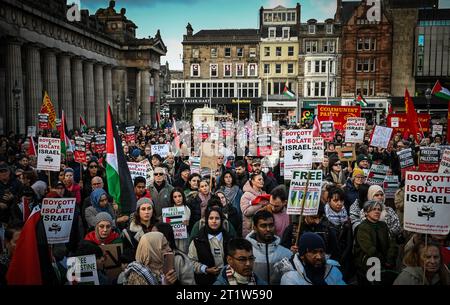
<box><xmin>106</xmin><ymin>104</ymin><xmax>137</xmax><ymax>214</ymax></box>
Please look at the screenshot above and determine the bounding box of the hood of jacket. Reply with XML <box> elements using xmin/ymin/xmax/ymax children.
<box><xmin>246</xmin><ymin>231</ymin><xmax>283</xmax><ymax>255</ymax></box>
<box><xmin>242</xmin><ymin>181</ymin><xmax>263</xmax><ymax>196</ymax></box>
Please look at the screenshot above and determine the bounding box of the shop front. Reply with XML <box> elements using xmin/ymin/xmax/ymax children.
<box><xmin>167</xmin><ymin>97</ymin><xmax>261</xmax><ymax>121</ymax></box>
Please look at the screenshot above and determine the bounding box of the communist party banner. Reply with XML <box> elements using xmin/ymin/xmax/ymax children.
<box><xmin>387</xmin><ymin>113</ymin><xmax>430</xmax><ymax>136</ymax></box>
<box><xmin>317</xmin><ymin>105</ymin><xmax>361</xmax><ymax>132</ymax></box>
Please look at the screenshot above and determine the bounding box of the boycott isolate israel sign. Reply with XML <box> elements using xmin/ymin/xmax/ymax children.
<box><xmin>283</xmin><ymin>129</ymin><xmax>313</xmax><ymax>180</ymax></box>
<box><xmin>41</xmin><ymin>198</ymin><xmax>76</xmax><ymax>244</ymax></box>
<box><xmin>404</xmin><ymin>172</ymin><xmax>450</xmax><ymax>235</ymax></box>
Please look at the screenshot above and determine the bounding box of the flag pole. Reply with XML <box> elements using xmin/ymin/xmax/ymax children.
<box><xmin>294</xmin><ymin>171</ymin><xmax>311</xmax><ymax>248</ymax></box>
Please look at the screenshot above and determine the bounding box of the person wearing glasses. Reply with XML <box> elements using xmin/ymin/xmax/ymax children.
<box><xmin>353</xmin><ymin>200</ymin><xmax>398</xmax><ymax>285</ymax></box>
<box><xmin>149</xmin><ymin>167</ymin><xmax>174</xmax><ymax>221</ymax></box>
<box><xmin>82</xmin><ymin>160</ymin><xmax>105</xmax><ymax>199</ymax></box>
<box><xmin>214</xmin><ymin>238</ymin><xmax>267</xmax><ymax>285</ymax></box>
<box><xmin>84</xmin><ymin>212</ymin><xmax>122</xmax><ymax>246</ymax></box>
<box><xmin>325</xmin><ymin>156</ymin><xmax>347</xmax><ymax>188</ymax></box>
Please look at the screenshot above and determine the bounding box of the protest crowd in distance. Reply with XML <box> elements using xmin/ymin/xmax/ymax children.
<box><xmin>1</xmin><ymin>99</ymin><xmax>449</xmax><ymax>286</ymax></box>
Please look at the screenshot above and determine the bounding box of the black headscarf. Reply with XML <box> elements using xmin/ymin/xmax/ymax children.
<box><xmin>204</xmin><ymin>207</ymin><xmax>225</xmax><ymax>236</ymax></box>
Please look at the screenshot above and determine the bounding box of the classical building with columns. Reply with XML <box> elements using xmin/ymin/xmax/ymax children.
<box><xmin>0</xmin><ymin>0</ymin><xmax>166</xmax><ymax>134</ymax></box>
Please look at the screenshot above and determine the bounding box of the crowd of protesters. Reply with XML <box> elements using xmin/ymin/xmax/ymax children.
<box><xmin>0</xmin><ymin>116</ymin><xmax>449</xmax><ymax>286</ymax></box>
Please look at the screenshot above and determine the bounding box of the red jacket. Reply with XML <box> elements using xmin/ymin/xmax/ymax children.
<box><xmin>84</xmin><ymin>230</ymin><xmax>121</xmax><ymax>245</ymax></box>
<box><xmin>66</xmin><ymin>183</ymin><xmax>82</xmax><ymax>206</ymax></box>
<box><xmin>136</xmin><ymin>189</ymin><xmax>152</xmax><ymax>201</ymax></box>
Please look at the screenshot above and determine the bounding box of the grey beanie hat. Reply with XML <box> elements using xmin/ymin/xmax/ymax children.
<box><xmin>363</xmin><ymin>200</ymin><xmax>383</xmax><ymax>213</ymax></box>
<box><xmin>95</xmin><ymin>212</ymin><xmax>114</xmax><ymax>226</ymax></box>
<box><xmin>136</xmin><ymin>197</ymin><xmax>153</xmax><ymax>212</ymax></box>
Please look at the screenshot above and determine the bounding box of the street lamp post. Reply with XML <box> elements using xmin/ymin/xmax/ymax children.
<box><xmin>425</xmin><ymin>88</ymin><xmax>432</xmax><ymax>115</ymax></box>
<box><xmin>12</xmin><ymin>80</ymin><xmax>21</xmax><ymax>135</ymax></box>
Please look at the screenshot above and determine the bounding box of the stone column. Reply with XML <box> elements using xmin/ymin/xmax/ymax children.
<box><xmin>112</xmin><ymin>67</ymin><xmax>127</xmax><ymax>124</ymax></box>
<box><xmin>58</xmin><ymin>52</ymin><xmax>73</xmax><ymax>129</ymax></box>
<box><xmin>135</xmin><ymin>70</ymin><xmax>141</xmax><ymax>125</ymax></box>
<box><xmin>6</xmin><ymin>39</ymin><xmax>25</xmax><ymax>135</ymax></box>
<box><xmin>94</xmin><ymin>64</ymin><xmax>105</xmax><ymax>127</ymax></box>
<box><xmin>83</xmin><ymin>60</ymin><xmax>96</xmax><ymax>127</ymax></box>
<box><xmin>153</xmin><ymin>71</ymin><xmax>160</xmax><ymax>126</ymax></box>
<box><xmin>26</xmin><ymin>44</ymin><xmax>43</xmax><ymax>128</ymax></box>
<box><xmin>71</xmin><ymin>57</ymin><xmax>85</xmax><ymax>128</ymax></box>
<box><xmin>140</xmin><ymin>69</ymin><xmax>151</xmax><ymax>125</ymax></box>
<box><xmin>103</xmin><ymin>65</ymin><xmax>113</xmax><ymax>114</ymax></box>
<box><xmin>43</xmin><ymin>49</ymin><xmax>59</xmax><ymax>116</ymax></box>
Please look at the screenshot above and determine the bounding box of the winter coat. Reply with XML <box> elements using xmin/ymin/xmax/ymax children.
<box><xmin>213</xmin><ymin>265</ymin><xmax>267</xmax><ymax>285</ymax></box>
<box><xmin>343</xmin><ymin>178</ymin><xmax>359</xmax><ymax>213</ymax></box>
<box><xmin>240</xmin><ymin>182</ymin><xmax>269</xmax><ymax>237</ymax></box>
<box><xmin>261</xmin><ymin>172</ymin><xmax>278</xmax><ymax>194</ymax></box>
<box><xmin>174</xmin><ymin>250</ymin><xmax>196</xmax><ymax>285</ymax></box>
<box><xmin>188</xmin><ymin>218</ymin><xmax>237</xmax><ymax>245</ymax></box>
<box><xmin>394</xmin><ymin>186</ymin><xmax>405</xmax><ymax>225</ymax></box>
<box><xmin>84</xmin><ymin>230</ymin><xmax>122</xmax><ymax>245</ymax></box>
<box><xmin>353</xmin><ymin>219</ymin><xmax>398</xmax><ymax>275</ymax></box>
<box><xmin>186</xmin><ymin>193</ymin><xmax>202</xmax><ymax>234</ymax></box>
<box><xmin>149</xmin><ymin>182</ymin><xmax>174</xmax><ymax>220</ymax></box>
<box><xmin>277</xmin><ymin>255</ymin><xmax>346</xmax><ymax>285</ymax></box>
<box><xmin>246</xmin><ymin>232</ymin><xmax>292</xmax><ymax>285</ymax></box>
<box><xmin>393</xmin><ymin>266</ymin><xmax>447</xmax><ymax>285</ymax></box>
<box><xmin>235</xmin><ymin>173</ymin><xmax>249</xmax><ymax>190</ymax></box>
<box><xmin>122</xmin><ymin>220</ymin><xmax>153</xmax><ymax>250</ymax></box>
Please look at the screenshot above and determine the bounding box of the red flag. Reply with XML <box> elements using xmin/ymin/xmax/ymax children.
<box><xmin>312</xmin><ymin>116</ymin><xmax>320</xmax><ymax>137</ymax></box>
<box><xmin>6</xmin><ymin>207</ymin><xmax>45</xmax><ymax>285</ymax></box>
<box><xmin>404</xmin><ymin>88</ymin><xmax>421</xmax><ymax>144</ymax></box>
<box><xmin>447</xmin><ymin>101</ymin><xmax>450</xmax><ymax>144</ymax></box>
<box><xmin>28</xmin><ymin>136</ymin><xmax>36</xmax><ymax>156</ymax></box>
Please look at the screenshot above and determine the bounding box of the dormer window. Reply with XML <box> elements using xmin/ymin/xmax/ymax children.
<box><xmin>308</xmin><ymin>24</ymin><xmax>315</xmax><ymax>34</ymax></box>
<box><xmin>326</xmin><ymin>24</ymin><xmax>333</xmax><ymax>34</ymax></box>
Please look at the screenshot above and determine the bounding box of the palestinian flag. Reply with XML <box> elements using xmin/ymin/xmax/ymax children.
<box><xmin>106</xmin><ymin>104</ymin><xmax>136</xmax><ymax>214</ymax></box>
<box><xmin>60</xmin><ymin>110</ymin><xmax>72</xmax><ymax>158</ymax></box>
<box><xmin>356</xmin><ymin>94</ymin><xmax>368</xmax><ymax>107</ymax></box>
<box><xmin>283</xmin><ymin>84</ymin><xmax>295</xmax><ymax>99</ymax></box>
<box><xmin>6</xmin><ymin>206</ymin><xmax>56</xmax><ymax>285</ymax></box>
<box><xmin>432</xmin><ymin>80</ymin><xmax>450</xmax><ymax>100</ymax></box>
<box><xmin>80</xmin><ymin>115</ymin><xmax>88</xmax><ymax>133</ymax></box>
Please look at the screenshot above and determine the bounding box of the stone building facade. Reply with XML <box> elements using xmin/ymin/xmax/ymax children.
<box><xmin>0</xmin><ymin>0</ymin><xmax>166</xmax><ymax>134</ymax></box>
<box><xmin>340</xmin><ymin>0</ymin><xmax>393</xmax><ymax>121</ymax></box>
<box><xmin>170</xmin><ymin>24</ymin><xmax>260</xmax><ymax>120</ymax></box>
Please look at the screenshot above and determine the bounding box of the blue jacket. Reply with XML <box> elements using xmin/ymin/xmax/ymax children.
<box><xmin>276</xmin><ymin>255</ymin><xmax>346</xmax><ymax>285</ymax></box>
<box><xmin>213</xmin><ymin>265</ymin><xmax>267</xmax><ymax>285</ymax></box>
<box><xmin>246</xmin><ymin>232</ymin><xmax>292</xmax><ymax>285</ymax></box>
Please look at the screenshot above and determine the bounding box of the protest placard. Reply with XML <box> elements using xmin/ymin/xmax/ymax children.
<box><xmin>404</xmin><ymin>172</ymin><xmax>450</xmax><ymax>235</ymax></box>
<box><xmin>432</xmin><ymin>125</ymin><xmax>443</xmax><ymax>137</ymax></box>
<box><xmin>366</xmin><ymin>164</ymin><xmax>389</xmax><ymax>186</ymax></box>
<box><xmin>438</xmin><ymin>149</ymin><xmax>450</xmax><ymax>174</ymax></box>
<box><xmin>38</xmin><ymin>113</ymin><xmax>50</xmax><ymax>130</ymax></box>
<box><xmin>37</xmin><ymin>137</ymin><xmax>61</xmax><ymax>171</ymax></box>
<box><xmin>262</xmin><ymin>113</ymin><xmax>273</xmax><ymax>128</ymax></box>
<box><xmin>287</xmin><ymin>170</ymin><xmax>322</xmax><ymax>215</ymax></box>
<box><xmin>128</xmin><ymin>162</ymin><xmax>150</xmax><ymax>184</ymax></box>
<box><xmin>41</xmin><ymin>198</ymin><xmax>76</xmax><ymax>244</ymax></box>
<box><xmin>138</xmin><ymin>159</ymin><xmax>153</xmax><ymax>188</ymax></box>
<box><xmin>74</xmin><ymin>137</ymin><xmax>86</xmax><ymax>164</ymax></box>
<box><xmin>336</xmin><ymin>145</ymin><xmax>356</xmax><ymax>162</ymax></box>
<box><xmin>100</xmin><ymin>243</ymin><xmax>123</xmax><ymax>279</ymax></box>
<box><xmin>125</xmin><ymin>126</ymin><xmax>135</xmax><ymax>142</ymax></box>
<box><xmin>370</xmin><ymin>125</ymin><xmax>393</xmax><ymax>149</ymax></box>
<box><xmin>151</xmin><ymin>144</ymin><xmax>170</xmax><ymax>158</ymax></box>
<box><xmin>419</xmin><ymin>147</ymin><xmax>440</xmax><ymax>172</ymax></box>
<box><xmin>94</xmin><ymin>134</ymin><xmax>106</xmax><ymax>154</ymax></box>
<box><xmin>84</xmin><ymin>134</ymin><xmax>93</xmax><ymax>151</ymax></box>
<box><xmin>257</xmin><ymin>134</ymin><xmax>272</xmax><ymax>157</ymax></box>
<box><xmin>317</xmin><ymin>105</ymin><xmax>361</xmax><ymax>131</ymax></box>
<box><xmin>383</xmin><ymin>175</ymin><xmax>399</xmax><ymax>199</ymax></box>
<box><xmin>189</xmin><ymin>156</ymin><xmax>201</xmax><ymax>174</ymax></box>
<box><xmin>320</xmin><ymin>121</ymin><xmax>334</xmax><ymax>133</ymax></box>
<box><xmin>345</xmin><ymin>117</ymin><xmax>366</xmax><ymax>143</ymax></box>
<box><xmin>200</xmin><ymin>142</ymin><xmax>218</xmax><ymax>171</ymax></box>
<box><xmin>66</xmin><ymin>255</ymin><xmax>99</xmax><ymax>285</ymax></box>
<box><xmin>162</xmin><ymin>207</ymin><xmax>187</xmax><ymax>239</ymax></box>
<box><xmin>397</xmin><ymin>148</ymin><xmax>415</xmax><ymax>168</ymax></box>
<box><xmin>27</xmin><ymin>126</ymin><xmax>36</xmax><ymax>137</ymax></box>
<box><xmin>312</xmin><ymin>137</ymin><xmax>324</xmax><ymax>163</ymax></box>
<box><xmin>283</xmin><ymin>130</ymin><xmax>313</xmax><ymax>180</ymax></box>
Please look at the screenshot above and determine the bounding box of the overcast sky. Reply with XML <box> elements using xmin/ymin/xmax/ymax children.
<box><xmin>76</xmin><ymin>0</ymin><xmax>450</xmax><ymax>70</ymax></box>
